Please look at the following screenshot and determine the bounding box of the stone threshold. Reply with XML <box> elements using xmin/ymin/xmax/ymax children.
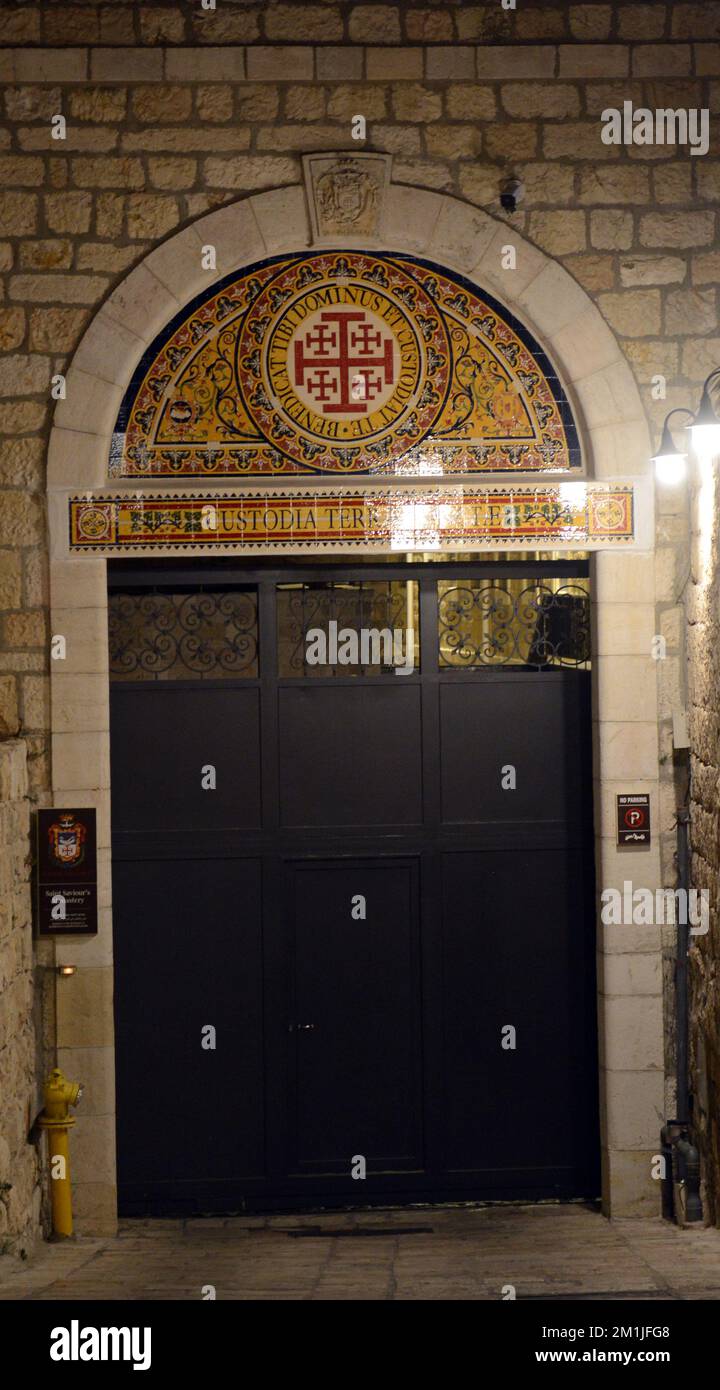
<box><xmin>0</xmin><ymin>43</ymin><xmax>715</xmax><ymax>85</ymax></box>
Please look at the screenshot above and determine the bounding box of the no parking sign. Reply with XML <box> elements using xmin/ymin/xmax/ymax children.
<box><xmin>617</xmin><ymin>794</ymin><xmax>651</xmax><ymax>847</ymax></box>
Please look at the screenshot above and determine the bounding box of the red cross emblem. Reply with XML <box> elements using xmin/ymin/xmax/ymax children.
<box><xmin>293</xmin><ymin>310</ymin><xmax>395</xmax><ymax>415</ymax></box>
<box><xmin>47</xmin><ymin>812</ymin><xmax>87</xmax><ymax>867</ymax></box>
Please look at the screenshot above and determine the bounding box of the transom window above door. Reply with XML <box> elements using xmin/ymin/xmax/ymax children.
<box><xmin>437</xmin><ymin>578</ymin><xmax>591</xmax><ymax>670</ymax></box>
<box><xmin>276</xmin><ymin>580</ymin><xmax>419</xmax><ymax>677</ymax></box>
<box><xmin>108</xmin><ymin>568</ymin><xmax>590</xmax><ymax>683</ymax></box>
<box><xmin>108</xmin><ymin>589</ymin><xmax>258</xmax><ymax>680</ymax></box>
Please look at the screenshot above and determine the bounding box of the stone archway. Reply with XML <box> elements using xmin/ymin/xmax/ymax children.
<box><xmin>49</xmin><ymin>182</ymin><xmax>651</xmax><ymax>491</ymax></box>
<box><xmin>46</xmin><ymin>179</ymin><xmax>660</xmax><ymax>1233</ymax></box>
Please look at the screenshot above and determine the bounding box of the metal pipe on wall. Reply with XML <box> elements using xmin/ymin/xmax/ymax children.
<box><xmin>676</xmin><ymin>806</ymin><xmax>690</xmax><ymax>1124</ymax></box>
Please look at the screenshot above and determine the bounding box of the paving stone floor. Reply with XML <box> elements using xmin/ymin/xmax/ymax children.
<box><xmin>3</xmin><ymin>1204</ymin><xmax>720</xmax><ymax>1301</ymax></box>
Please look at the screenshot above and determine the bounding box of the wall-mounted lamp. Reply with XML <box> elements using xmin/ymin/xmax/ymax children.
<box><xmin>653</xmin><ymin>372</ymin><xmax>720</xmax><ymax>483</ymax></box>
<box><xmin>651</xmin><ymin>407</ymin><xmax>693</xmax><ymax>485</ymax></box>
<box><xmin>56</xmin><ymin>965</ymin><xmax>76</xmax><ymax>977</ymax></box>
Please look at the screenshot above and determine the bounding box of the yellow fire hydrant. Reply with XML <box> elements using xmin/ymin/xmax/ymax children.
<box><xmin>38</xmin><ymin>1068</ymin><xmax>83</xmax><ymax>1238</ymax></box>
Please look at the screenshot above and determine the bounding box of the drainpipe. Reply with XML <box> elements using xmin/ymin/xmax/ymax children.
<box><xmin>660</xmin><ymin>805</ymin><xmax>702</xmax><ymax>1223</ymax></box>
<box><xmin>676</xmin><ymin>806</ymin><xmax>690</xmax><ymax>1125</ymax></box>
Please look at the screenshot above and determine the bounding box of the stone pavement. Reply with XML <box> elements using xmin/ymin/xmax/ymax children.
<box><xmin>2</xmin><ymin>1205</ymin><xmax>720</xmax><ymax>1301</ymax></box>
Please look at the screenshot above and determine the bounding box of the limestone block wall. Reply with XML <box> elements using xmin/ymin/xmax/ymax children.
<box><xmin>0</xmin><ymin>0</ymin><xmax>718</xmax><ymax>1234</ymax></box>
<box><xmin>688</xmin><ymin>464</ymin><xmax>720</xmax><ymax>1225</ymax></box>
<box><xmin>0</xmin><ymin>739</ymin><xmax>43</xmax><ymax>1256</ymax></box>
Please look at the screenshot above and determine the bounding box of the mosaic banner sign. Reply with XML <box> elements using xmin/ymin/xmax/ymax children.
<box><xmin>69</xmin><ymin>485</ymin><xmax>634</xmax><ymax>553</ymax></box>
<box><xmin>110</xmin><ymin>251</ymin><xmax>581</xmax><ymax>479</ymax></box>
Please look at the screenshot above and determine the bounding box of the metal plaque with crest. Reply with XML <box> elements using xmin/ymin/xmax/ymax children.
<box><xmin>35</xmin><ymin>808</ymin><xmax>98</xmax><ymax>935</ymax></box>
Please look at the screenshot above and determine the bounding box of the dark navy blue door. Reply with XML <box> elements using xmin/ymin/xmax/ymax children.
<box><xmin>110</xmin><ymin>561</ymin><xmax>599</xmax><ymax>1214</ymax></box>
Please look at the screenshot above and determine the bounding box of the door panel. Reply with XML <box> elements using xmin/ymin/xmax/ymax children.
<box><xmin>440</xmin><ymin>848</ymin><xmax>597</xmax><ymax>1189</ymax></box>
<box><xmin>287</xmin><ymin>860</ymin><xmax>423</xmax><ymax>1173</ymax></box>
<box><xmin>278</xmin><ymin>685</ymin><xmax>423</xmax><ymax>828</ymax></box>
<box><xmin>111</xmin><ymin>686</ymin><xmax>262</xmax><ymax>833</ymax></box>
<box><xmin>439</xmin><ymin>677</ymin><xmax>588</xmax><ymax>827</ymax></box>
<box><xmin>113</xmin><ymin>857</ymin><xmax>264</xmax><ymax>1196</ymax></box>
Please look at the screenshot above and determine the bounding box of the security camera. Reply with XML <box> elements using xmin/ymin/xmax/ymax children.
<box><xmin>500</xmin><ymin>178</ymin><xmax>524</xmax><ymax>213</ymax></box>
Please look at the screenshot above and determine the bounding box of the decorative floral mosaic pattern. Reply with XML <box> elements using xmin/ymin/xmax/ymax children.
<box><xmin>70</xmin><ymin>485</ymin><xmax>633</xmax><ymax>552</ymax></box>
<box><xmin>110</xmin><ymin>253</ymin><xmax>580</xmax><ymax>478</ymax></box>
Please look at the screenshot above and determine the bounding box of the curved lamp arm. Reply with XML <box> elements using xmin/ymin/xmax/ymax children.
<box><xmin>690</xmin><ymin>369</ymin><xmax>720</xmax><ymax>463</ymax></box>
<box><xmin>653</xmin><ymin>408</ymin><xmax>694</xmax><ymax>461</ymax></box>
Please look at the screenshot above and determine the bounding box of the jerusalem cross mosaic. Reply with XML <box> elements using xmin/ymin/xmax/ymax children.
<box><xmin>67</xmin><ymin>250</ymin><xmax>637</xmax><ymax>554</ymax></box>
<box><xmin>110</xmin><ymin>251</ymin><xmax>580</xmax><ymax>479</ymax></box>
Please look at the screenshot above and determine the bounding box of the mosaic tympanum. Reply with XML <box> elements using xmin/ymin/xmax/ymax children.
<box><xmin>111</xmin><ymin>252</ymin><xmax>580</xmax><ymax>479</ymax></box>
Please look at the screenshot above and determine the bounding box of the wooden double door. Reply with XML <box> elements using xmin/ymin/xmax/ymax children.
<box><xmin>109</xmin><ymin>560</ymin><xmax>599</xmax><ymax>1214</ymax></box>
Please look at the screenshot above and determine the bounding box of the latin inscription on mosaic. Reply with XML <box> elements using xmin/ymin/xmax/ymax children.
<box><xmin>110</xmin><ymin>253</ymin><xmax>580</xmax><ymax>479</ymax></box>
<box><xmin>70</xmin><ymin>486</ymin><xmax>632</xmax><ymax>553</ymax></box>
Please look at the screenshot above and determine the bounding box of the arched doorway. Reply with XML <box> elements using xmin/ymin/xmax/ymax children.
<box><xmin>47</xmin><ymin>179</ymin><xmax>660</xmax><ymax>1228</ymax></box>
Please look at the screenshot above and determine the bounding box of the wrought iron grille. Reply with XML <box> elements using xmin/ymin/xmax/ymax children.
<box><xmin>108</xmin><ymin>590</ymin><xmax>258</xmax><ymax>679</ymax></box>
<box><xmin>437</xmin><ymin>579</ymin><xmax>591</xmax><ymax>669</ymax></box>
<box><xmin>277</xmin><ymin>580</ymin><xmax>419</xmax><ymax>676</ymax></box>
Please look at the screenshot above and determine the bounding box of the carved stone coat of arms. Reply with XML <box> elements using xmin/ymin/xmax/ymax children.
<box><xmin>302</xmin><ymin>152</ymin><xmax>391</xmax><ymax>242</ymax></box>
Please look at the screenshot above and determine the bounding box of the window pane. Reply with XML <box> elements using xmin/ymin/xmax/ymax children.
<box><xmin>109</xmin><ymin>589</ymin><xmax>258</xmax><ymax>680</ymax></box>
<box><xmin>437</xmin><ymin>578</ymin><xmax>590</xmax><ymax>669</ymax></box>
<box><xmin>277</xmin><ymin>580</ymin><xmax>419</xmax><ymax>677</ymax></box>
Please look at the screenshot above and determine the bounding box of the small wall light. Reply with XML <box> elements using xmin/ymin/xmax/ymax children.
<box><xmin>651</xmin><ymin>408</ymin><xmax>692</xmax><ymax>485</ymax></box>
<box><xmin>56</xmin><ymin>965</ymin><xmax>76</xmax><ymax>977</ymax></box>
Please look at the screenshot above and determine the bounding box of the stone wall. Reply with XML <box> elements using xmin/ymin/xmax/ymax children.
<box><xmin>3</xmin><ymin>1</ymin><xmax>720</xmax><ymax>48</ymax></box>
<box><xmin>0</xmin><ymin>0</ymin><xmax>719</xmax><ymax>1231</ymax></box>
<box><xmin>688</xmin><ymin>464</ymin><xmax>720</xmax><ymax>1225</ymax></box>
<box><xmin>0</xmin><ymin>739</ymin><xmax>43</xmax><ymax>1257</ymax></box>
